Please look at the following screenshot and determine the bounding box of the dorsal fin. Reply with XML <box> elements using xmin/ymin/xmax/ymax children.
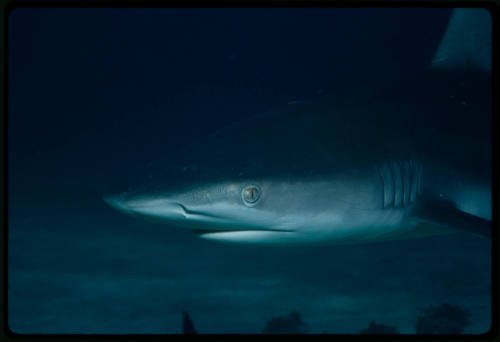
<box><xmin>431</xmin><ymin>8</ymin><xmax>492</xmax><ymax>72</ymax></box>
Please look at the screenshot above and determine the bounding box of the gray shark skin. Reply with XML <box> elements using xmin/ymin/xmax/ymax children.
<box><xmin>104</xmin><ymin>9</ymin><xmax>492</xmax><ymax>245</ymax></box>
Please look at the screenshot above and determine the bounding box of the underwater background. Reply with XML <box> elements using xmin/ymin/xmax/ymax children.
<box><xmin>8</xmin><ymin>8</ymin><xmax>491</xmax><ymax>334</ymax></box>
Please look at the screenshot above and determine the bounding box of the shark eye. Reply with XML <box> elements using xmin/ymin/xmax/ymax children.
<box><xmin>241</xmin><ymin>185</ymin><xmax>261</xmax><ymax>206</ymax></box>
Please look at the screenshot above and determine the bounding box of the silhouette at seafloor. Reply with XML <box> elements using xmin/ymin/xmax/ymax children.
<box><xmin>182</xmin><ymin>312</ymin><xmax>197</xmax><ymax>334</ymax></box>
<box><xmin>180</xmin><ymin>303</ymin><xmax>471</xmax><ymax>334</ymax></box>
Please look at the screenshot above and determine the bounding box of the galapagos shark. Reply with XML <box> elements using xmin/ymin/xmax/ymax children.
<box><xmin>104</xmin><ymin>8</ymin><xmax>493</xmax><ymax>245</ymax></box>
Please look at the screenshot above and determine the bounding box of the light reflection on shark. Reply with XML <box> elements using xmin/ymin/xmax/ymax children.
<box><xmin>104</xmin><ymin>9</ymin><xmax>492</xmax><ymax>245</ymax></box>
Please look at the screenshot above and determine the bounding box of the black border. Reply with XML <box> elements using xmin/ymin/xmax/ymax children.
<box><xmin>1</xmin><ymin>1</ymin><xmax>499</xmax><ymax>340</ymax></box>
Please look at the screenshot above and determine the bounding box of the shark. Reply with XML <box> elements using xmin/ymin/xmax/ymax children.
<box><xmin>104</xmin><ymin>8</ymin><xmax>493</xmax><ymax>245</ymax></box>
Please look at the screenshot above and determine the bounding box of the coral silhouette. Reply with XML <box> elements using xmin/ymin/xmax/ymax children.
<box><xmin>360</xmin><ymin>321</ymin><xmax>399</xmax><ymax>334</ymax></box>
<box><xmin>416</xmin><ymin>303</ymin><xmax>470</xmax><ymax>334</ymax></box>
<box><xmin>262</xmin><ymin>311</ymin><xmax>308</xmax><ymax>334</ymax></box>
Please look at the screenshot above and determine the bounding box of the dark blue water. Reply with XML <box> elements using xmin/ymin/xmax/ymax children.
<box><xmin>8</xmin><ymin>8</ymin><xmax>491</xmax><ymax>334</ymax></box>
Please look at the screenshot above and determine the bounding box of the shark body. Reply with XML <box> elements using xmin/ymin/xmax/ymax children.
<box><xmin>104</xmin><ymin>9</ymin><xmax>492</xmax><ymax>245</ymax></box>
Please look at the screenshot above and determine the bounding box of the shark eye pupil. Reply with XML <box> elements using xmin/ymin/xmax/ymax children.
<box><xmin>242</xmin><ymin>185</ymin><xmax>261</xmax><ymax>206</ymax></box>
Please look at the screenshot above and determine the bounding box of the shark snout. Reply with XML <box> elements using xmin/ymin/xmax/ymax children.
<box><xmin>103</xmin><ymin>192</ymin><xmax>189</xmax><ymax>221</ymax></box>
<box><xmin>103</xmin><ymin>193</ymin><xmax>129</xmax><ymax>212</ymax></box>
<box><xmin>103</xmin><ymin>192</ymin><xmax>218</xmax><ymax>224</ymax></box>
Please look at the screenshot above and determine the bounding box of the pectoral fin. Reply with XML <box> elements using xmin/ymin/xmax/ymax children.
<box><xmin>412</xmin><ymin>199</ymin><xmax>492</xmax><ymax>238</ymax></box>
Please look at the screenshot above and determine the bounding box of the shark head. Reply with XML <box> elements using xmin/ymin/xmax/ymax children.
<box><xmin>103</xmin><ymin>103</ymin><xmax>395</xmax><ymax>245</ymax></box>
<box><xmin>103</xmin><ymin>169</ymin><xmax>386</xmax><ymax>245</ymax></box>
<box><xmin>103</xmin><ymin>180</ymin><xmax>298</xmax><ymax>243</ymax></box>
<box><xmin>104</xmin><ymin>103</ymin><xmax>394</xmax><ymax>244</ymax></box>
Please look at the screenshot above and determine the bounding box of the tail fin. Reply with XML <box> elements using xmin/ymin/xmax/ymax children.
<box><xmin>432</xmin><ymin>8</ymin><xmax>492</xmax><ymax>72</ymax></box>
